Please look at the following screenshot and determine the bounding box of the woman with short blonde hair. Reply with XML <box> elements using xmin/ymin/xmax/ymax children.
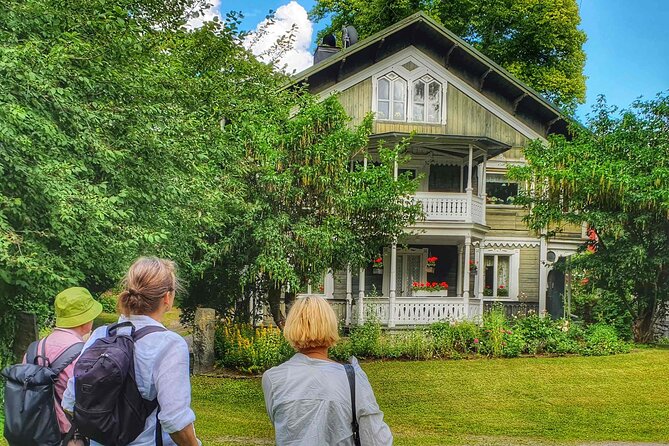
<box><xmin>263</xmin><ymin>295</ymin><xmax>393</xmax><ymax>445</ymax></box>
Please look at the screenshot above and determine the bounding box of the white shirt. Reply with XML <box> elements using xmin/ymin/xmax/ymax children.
<box><xmin>62</xmin><ymin>315</ymin><xmax>198</xmax><ymax>446</ymax></box>
<box><xmin>262</xmin><ymin>353</ymin><xmax>393</xmax><ymax>446</ymax></box>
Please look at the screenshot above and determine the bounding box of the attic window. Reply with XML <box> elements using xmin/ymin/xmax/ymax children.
<box><xmin>376</xmin><ymin>70</ymin><xmax>443</xmax><ymax>124</ymax></box>
<box><xmin>377</xmin><ymin>72</ymin><xmax>407</xmax><ymax>121</ymax></box>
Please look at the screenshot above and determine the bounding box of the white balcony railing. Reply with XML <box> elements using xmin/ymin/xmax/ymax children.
<box><xmin>413</xmin><ymin>192</ymin><xmax>485</xmax><ymax>225</ymax></box>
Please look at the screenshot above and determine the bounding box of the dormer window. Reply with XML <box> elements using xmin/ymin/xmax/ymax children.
<box><xmin>377</xmin><ymin>72</ymin><xmax>406</xmax><ymax>121</ymax></box>
<box><xmin>412</xmin><ymin>76</ymin><xmax>442</xmax><ymax>123</ymax></box>
<box><xmin>375</xmin><ymin>64</ymin><xmax>444</xmax><ymax>124</ymax></box>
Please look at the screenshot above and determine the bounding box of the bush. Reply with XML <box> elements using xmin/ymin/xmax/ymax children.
<box><xmin>514</xmin><ymin>313</ymin><xmax>561</xmax><ymax>354</ymax></box>
<box><xmin>349</xmin><ymin>320</ymin><xmax>382</xmax><ymax>358</ymax></box>
<box><xmin>479</xmin><ymin>305</ymin><xmax>522</xmax><ymax>357</ymax></box>
<box><xmin>96</xmin><ymin>291</ymin><xmax>118</xmax><ymax>314</ymax></box>
<box><xmin>429</xmin><ymin>321</ymin><xmax>481</xmax><ymax>358</ymax></box>
<box><xmin>581</xmin><ymin>323</ymin><xmax>632</xmax><ymax>356</ymax></box>
<box><xmin>215</xmin><ymin>320</ymin><xmax>294</xmax><ymax>373</ymax></box>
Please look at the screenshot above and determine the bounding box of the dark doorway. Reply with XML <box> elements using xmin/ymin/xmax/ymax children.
<box><xmin>547</xmin><ymin>259</ymin><xmax>566</xmax><ymax>319</ymax></box>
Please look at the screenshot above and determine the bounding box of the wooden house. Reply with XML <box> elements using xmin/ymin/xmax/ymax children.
<box><xmin>288</xmin><ymin>12</ymin><xmax>585</xmax><ymax>327</ymax></box>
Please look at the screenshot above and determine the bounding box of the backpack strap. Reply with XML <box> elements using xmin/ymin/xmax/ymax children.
<box><xmin>50</xmin><ymin>341</ymin><xmax>85</xmax><ymax>375</ymax></box>
<box><xmin>25</xmin><ymin>339</ymin><xmax>40</xmax><ymax>365</ymax></box>
<box><xmin>133</xmin><ymin>325</ymin><xmax>167</xmax><ymax>341</ymax></box>
<box><xmin>344</xmin><ymin>363</ymin><xmax>361</xmax><ymax>446</ymax></box>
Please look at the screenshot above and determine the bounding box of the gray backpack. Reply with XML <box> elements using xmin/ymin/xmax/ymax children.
<box><xmin>2</xmin><ymin>337</ymin><xmax>83</xmax><ymax>446</ymax></box>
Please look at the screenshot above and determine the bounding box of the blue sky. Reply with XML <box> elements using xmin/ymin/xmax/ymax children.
<box><xmin>220</xmin><ymin>0</ymin><xmax>668</xmax><ymax>120</ymax></box>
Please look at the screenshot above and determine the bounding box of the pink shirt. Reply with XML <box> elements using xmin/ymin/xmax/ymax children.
<box><xmin>23</xmin><ymin>328</ymin><xmax>84</xmax><ymax>433</ymax></box>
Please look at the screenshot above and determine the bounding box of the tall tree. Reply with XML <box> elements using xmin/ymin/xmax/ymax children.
<box><xmin>510</xmin><ymin>94</ymin><xmax>669</xmax><ymax>342</ymax></box>
<box><xmin>311</xmin><ymin>0</ymin><xmax>587</xmax><ymax>112</ymax></box>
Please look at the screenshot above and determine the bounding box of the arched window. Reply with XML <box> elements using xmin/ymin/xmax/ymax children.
<box><xmin>412</xmin><ymin>76</ymin><xmax>442</xmax><ymax>123</ymax></box>
<box><xmin>377</xmin><ymin>72</ymin><xmax>406</xmax><ymax>121</ymax></box>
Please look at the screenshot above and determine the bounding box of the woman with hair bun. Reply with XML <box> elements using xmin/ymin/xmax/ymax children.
<box><xmin>62</xmin><ymin>257</ymin><xmax>201</xmax><ymax>446</ymax></box>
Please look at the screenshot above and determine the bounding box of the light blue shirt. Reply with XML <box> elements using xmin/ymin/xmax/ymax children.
<box><xmin>262</xmin><ymin>353</ymin><xmax>393</xmax><ymax>446</ymax></box>
<box><xmin>62</xmin><ymin>315</ymin><xmax>199</xmax><ymax>446</ymax></box>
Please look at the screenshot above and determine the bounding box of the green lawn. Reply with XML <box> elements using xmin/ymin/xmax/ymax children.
<box><xmin>192</xmin><ymin>349</ymin><xmax>669</xmax><ymax>446</ymax></box>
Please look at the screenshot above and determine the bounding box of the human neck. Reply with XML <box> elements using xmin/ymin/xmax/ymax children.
<box><xmin>300</xmin><ymin>347</ymin><xmax>330</xmax><ymax>361</ymax></box>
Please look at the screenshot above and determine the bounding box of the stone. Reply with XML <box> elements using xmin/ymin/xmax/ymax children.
<box><xmin>192</xmin><ymin>307</ymin><xmax>216</xmax><ymax>374</ymax></box>
<box><xmin>12</xmin><ymin>312</ymin><xmax>38</xmax><ymax>361</ymax></box>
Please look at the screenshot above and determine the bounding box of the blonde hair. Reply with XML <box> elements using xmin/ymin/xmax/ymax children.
<box><xmin>283</xmin><ymin>295</ymin><xmax>340</xmax><ymax>350</ymax></box>
<box><xmin>118</xmin><ymin>257</ymin><xmax>179</xmax><ymax>315</ymax></box>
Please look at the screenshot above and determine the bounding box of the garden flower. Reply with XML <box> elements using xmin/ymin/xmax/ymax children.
<box><xmin>474</xmin><ymin>338</ymin><xmax>479</xmax><ymax>344</ymax></box>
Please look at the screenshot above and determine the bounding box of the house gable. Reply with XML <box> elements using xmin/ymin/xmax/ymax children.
<box><xmin>290</xmin><ymin>12</ymin><xmax>571</xmax><ymax>140</ymax></box>
<box><xmin>331</xmin><ymin>47</ymin><xmax>532</xmax><ymax>148</ymax></box>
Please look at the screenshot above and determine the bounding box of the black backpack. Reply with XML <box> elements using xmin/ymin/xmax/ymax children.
<box><xmin>2</xmin><ymin>336</ymin><xmax>84</xmax><ymax>446</ymax></box>
<box><xmin>71</xmin><ymin>321</ymin><xmax>166</xmax><ymax>446</ymax></box>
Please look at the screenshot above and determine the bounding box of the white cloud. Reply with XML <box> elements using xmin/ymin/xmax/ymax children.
<box><xmin>244</xmin><ymin>1</ymin><xmax>314</xmax><ymax>74</ymax></box>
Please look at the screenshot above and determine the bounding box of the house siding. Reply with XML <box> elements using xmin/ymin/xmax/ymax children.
<box><xmin>519</xmin><ymin>247</ymin><xmax>540</xmax><ymax>302</ymax></box>
<box><xmin>338</xmin><ymin>78</ymin><xmax>372</xmax><ymax>127</ymax></box>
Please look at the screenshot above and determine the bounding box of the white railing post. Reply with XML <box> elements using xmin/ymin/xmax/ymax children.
<box><xmin>478</xmin><ymin>240</ymin><xmax>486</xmax><ymax>316</ymax></box>
<box><xmin>358</xmin><ymin>267</ymin><xmax>365</xmax><ymax>323</ymax></box>
<box><xmin>345</xmin><ymin>265</ymin><xmax>352</xmax><ymax>326</ymax></box>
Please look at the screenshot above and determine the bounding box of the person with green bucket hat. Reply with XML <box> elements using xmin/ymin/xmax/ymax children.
<box><xmin>21</xmin><ymin>287</ymin><xmax>102</xmax><ymax>438</ymax></box>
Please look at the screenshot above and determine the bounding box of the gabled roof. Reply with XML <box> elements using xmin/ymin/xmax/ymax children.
<box><xmin>290</xmin><ymin>12</ymin><xmax>571</xmax><ymax>138</ymax></box>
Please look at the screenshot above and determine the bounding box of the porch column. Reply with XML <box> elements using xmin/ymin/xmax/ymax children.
<box><xmin>478</xmin><ymin>239</ymin><xmax>486</xmax><ymax>316</ymax></box>
<box><xmin>466</xmin><ymin>145</ymin><xmax>474</xmax><ymax>223</ymax></box>
<box><xmin>345</xmin><ymin>265</ymin><xmax>352</xmax><ymax>326</ymax></box>
<box><xmin>456</xmin><ymin>245</ymin><xmax>464</xmax><ymax>297</ymax></box>
<box><xmin>357</xmin><ymin>267</ymin><xmax>366</xmax><ymax>323</ymax></box>
<box><xmin>388</xmin><ymin>157</ymin><xmax>398</xmax><ymax>328</ymax></box>
<box><xmin>539</xmin><ymin>231</ymin><xmax>548</xmax><ymax>316</ymax></box>
<box><xmin>463</xmin><ymin>236</ymin><xmax>471</xmax><ymax>318</ymax></box>
<box><xmin>481</xmin><ymin>157</ymin><xmax>487</xmax><ymax>225</ymax></box>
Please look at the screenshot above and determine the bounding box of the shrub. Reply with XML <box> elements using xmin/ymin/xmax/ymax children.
<box><xmin>215</xmin><ymin>320</ymin><xmax>294</xmax><ymax>373</ymax></box>
<box><xmin>329</xmin><ymin>338</ymin><xmax>353</xmax><ymax>362</ymax></box>
<box><xmin>581</xmin><ymin>323</ymin><xmax>632</xmax><ymax>356</ymax></box>
<box><xmin>480</xmin><ymin>305</ymin><xmax>523</xmax><ymax>358</ymax></box>
<box><xmin>513</xmin><ymin>314</ymin><xmax>560</xmax><ymax>354</ymax></box>
<box><xmin>96</xmin><ymin>291</ymin><xmax>118</xmax><ymax>314</ymax></box>
<box><xmin>429</xmin><ymin>321</ymin><xmax>481</xmax><ymax>358</ymax></box>
<box><xmin>349</xmin><ymin>320</ymin><xmax>382</xmax><ymax>358</ymax></box>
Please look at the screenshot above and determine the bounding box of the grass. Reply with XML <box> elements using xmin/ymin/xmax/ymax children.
<box><xmin>191</xmin><ymin>349</ymin><xmax>669</xmax><ymax>446</ymax></box>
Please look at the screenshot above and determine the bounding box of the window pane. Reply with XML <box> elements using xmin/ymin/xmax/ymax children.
<box><xmin>413</xmin><ymin>103</ymin><xmax>424</xmax><ymax>121</ymax></box>
<box><xmin>486</xmin><ymin>175</ymin><xmax>519</xmax><ymax>204</ymax></box>
<box><xmin>484</xmin><ymin>256</ymin><xmax>494</xmax><ymax>295</ymax></box>
<box><xmin>427</xmin><ymin>82</ymin><xmax>441</xmax><ymax>123</ymax></box>
<box><xmin>377</xmin><ymin>100</ymin><xmax>390</xmax><ymax>119</ymax></box>
<box><xmin>497</xmin><ymin>256</ymin><xmax>510</xmax><ymax>289</ymax></box>
<box><xmin>378</xmin><ymin>78</ymin><xmax>389</xmax><ymax>100</ymax></box>
<box><xmin>413</xmin><ymin>81</ymin><xmax>425</xmax><ymax>103</ymax></box>
<box><xmin>428</xmin><ymin>81</ymin><xmax>440</xmax><ymax>101</ymax></box>
<box><xmin>393</xmin><ymin>101</ymin><xmax>405</xmax><ymax>120</ymax></box>
<box><xmin>393</xmin><ymin>79</ymin><xmax>406</xmax><ymax>101</ymax></box>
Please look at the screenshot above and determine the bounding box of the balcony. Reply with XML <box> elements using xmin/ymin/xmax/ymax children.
<box><xmin>413</xmin><ymin>192</ymin><xmax>486</xmax><ymax>225</ymax></box>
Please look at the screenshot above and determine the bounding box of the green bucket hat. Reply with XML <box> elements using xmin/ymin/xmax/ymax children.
<box><xmin>55</xmin><ymin>287</ymin><xmax>103</xmax><ymax>328</ymax></box>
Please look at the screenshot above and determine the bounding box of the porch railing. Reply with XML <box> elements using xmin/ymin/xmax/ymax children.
<box><xmin>325</xmin><ymin>297</ymin><xmax>484</xmax><ymax>327</ymax></box>
<box><xmin>413</xmin><ymin>192</ymin><xmax>485</xmax><ymax>225</ymax></box>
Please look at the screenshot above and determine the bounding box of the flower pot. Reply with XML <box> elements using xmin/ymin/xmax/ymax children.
<box><xmin>372</xmin><ymin>268</ymin><xmax>383</xmax><ymax>275</ymax></box>
<box><xmin>426</xmin><ymin>266</ymin><xmax>435</xmax><ymax>273</ymax></box>
<box><xmin>412</xmin><ymin>290</ymin><xmax>448</xmax><ymax>297</ymax></box>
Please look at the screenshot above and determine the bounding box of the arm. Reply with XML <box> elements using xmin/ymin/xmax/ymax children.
<box><xmin>153</xmin><ymin>335</ymin><xmax>200</xmax><ymax>445</ymax></box>
<box><xmin>261</xmin><ymin>372</ymin><xmax>274</xmax><ymax>423</ymax></box>
<box><xmin>169</xmin><ymin>423</ymin><xmax>200</xmax><ymax>446</ymax></box>
<box><xmin>355</xmin><ymin>367</ymin><xmax>393</xmax><ymax>446</ymax></box>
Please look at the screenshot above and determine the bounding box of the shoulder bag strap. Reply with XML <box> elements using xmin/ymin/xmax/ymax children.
<box><xmin>133</xmin><ymin>325</ymin><xmax>167</xmax><ymax>341</ymax></box>
<box><xmin>50</xmin><ymin>341</ymin><xmax>85</xmax><ymax>375</ymax></box>
<box><xmin>344</xmin><ymin>363</ymin><xmax>361</xmax><ymax>446</ymax></box>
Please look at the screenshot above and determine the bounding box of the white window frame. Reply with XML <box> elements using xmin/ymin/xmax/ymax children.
<box><xmin>372</xmin><ymin>56</ymin><xmax>448</xmax><ymax>125</ymax></box>
<box><xmin>482</xmin><ymin>249</ymin><xmax>520</xmax><ymax>300</ymax></box>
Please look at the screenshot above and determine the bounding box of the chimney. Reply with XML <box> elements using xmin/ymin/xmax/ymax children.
<box><xmin>313</xmin><ymin>33</ymin><xmax>340</xmax><ymax>64</ymax></box>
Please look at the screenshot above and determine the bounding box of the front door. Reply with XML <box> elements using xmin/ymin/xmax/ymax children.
<box><xmin>396</xmin><ymin>253</ymin><xmax>423</xmax><ymax>296</ymax></box>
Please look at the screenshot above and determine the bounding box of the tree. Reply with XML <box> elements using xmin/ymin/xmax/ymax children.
<box><xmin>510</xmin><ymin>94</ymin><xmax>669</xmax><ymax>342</ymax></box>
<box><xmin>0</xmin><ymin>0</ymin><xmax>250</xmax><ymax>363</ymax></box>
<box><xmin>311</xmin><ymin>0</ymin><xmax>586</xmax><ymax>112</ymax></box>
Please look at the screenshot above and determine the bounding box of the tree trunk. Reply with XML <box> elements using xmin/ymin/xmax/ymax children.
<box><xmin>632</xmin><ymin>307</ymin><xmax>656</xmax><ymax>343</ymax></box>
<box><xmin>267</xmin><ymin>285</ymin><xmax>285</xmax><ymax>328</ymax></box>
<box><xmin>284</xmin><ymin>291</ymin><xmax>296</xmax><ymax>318</ymax></box>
